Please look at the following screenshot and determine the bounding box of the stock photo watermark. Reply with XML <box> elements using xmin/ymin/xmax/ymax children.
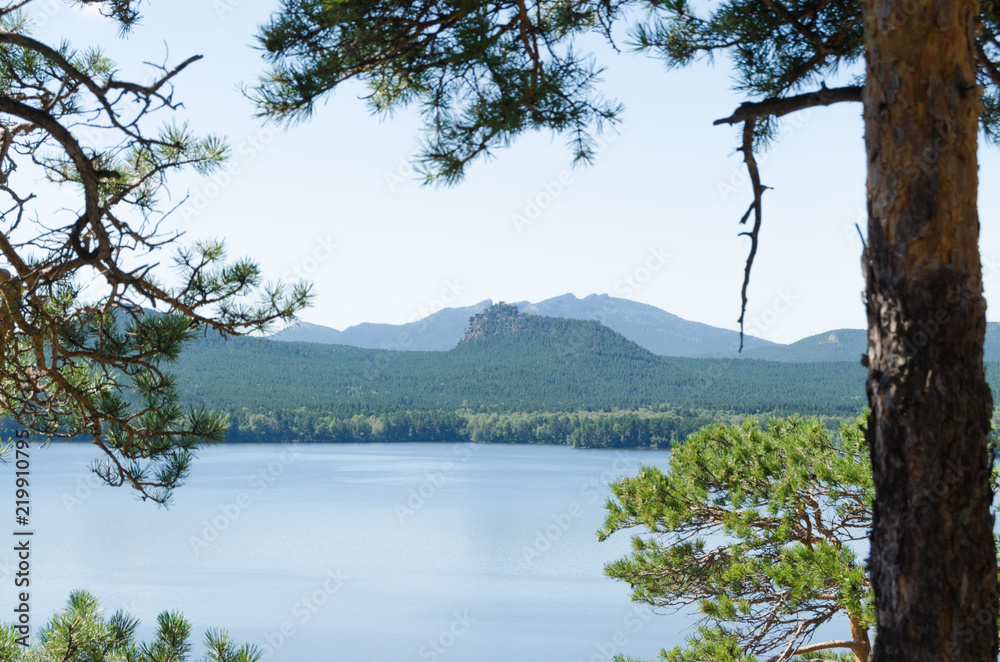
<box><xmin>510</xmin><ymin>126</ymin><xmax>626</xmax><ymax>234</ymax></box>
<box><xmin>614</xmin><ymin>246</ymin><xmax>671</xmax><ymax>299</ymax></box>
<box><xmin>9</xmin><ymin>430</ymin><xmax>32</xmax><ymax>647</ymax></box>
<box><xmin>189</xmin><ymin>445</ymin><xmax>300</xmax><ymax>555</ymax></box>
<box><xmin>352</xmin><ymin>278</ymin><xmax>470</xmax><ymax>387</ymax></box>
<box><xmin>522</xmin><ymin>452</ymin><xmax>633</xmax><ymax>562</ymax></box>
<box><xmin>259</xmin><ymin>568</ymin><xmax>348</xmax><ymax>661</ymax></box>
<box><xmin>213</xmin><ymin>0</ymin><xmax>245</xmax><ymax>19</ymax></box>
<box><xmin>418</xmin><ymin>610</ymin><xmax>475</xmax><ymax>661</ymax></box>
<box><xmin>681</xmin><ymin>286</ymin><xmax>800</xmax><ymax>403</ymax></box>
<box><xmin>511</xmin><ymin>171</ymin><xmax>575</xmax><ymax>234</ymax></box>
<box><xmin>575</xmin><ymin>605</ymin><xmax>656</xmax><ymax>662</ymax></box>
<box><xmin>553</xmin><ymin>247</ymin><xmax>671</xmax><ymax>359</ymax></box>
<box><xmin>178</xmin><ymin>127</ymin><xmax>279</xmax><ymax>226</ymax></box>
<box><xmin>715</xmin><ymin>111</ymin><xmax>813</xmax><ymax>203</ymax></box>
<box><xmin>395</xmin><ymin>445</ymin><xmax>475</xmax><ymax>524</ymax></box>
<box><xmin>282</xmin><ymin>234</ymin><xmax>339</xmax><ymax>282</ymax></box>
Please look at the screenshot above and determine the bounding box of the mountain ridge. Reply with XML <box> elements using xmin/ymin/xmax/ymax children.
<box><xmin>168</xmin><ymin>303</ymin><xmax>1000</xmax><ymax>444</ymax></box>
<box><xmin>269</xmin><ymin>292</ymin><xmax>1000</xmax><ymax>362</ymax></box>
<box><xmin>178</xmin><ymin>303</ymin><xmax>869</xmax><ymax>417</ymax></box>
<box><xmin>271</xmin><ymin>293</ymin><xmax>777</xmax><ymax>357</ymax></box>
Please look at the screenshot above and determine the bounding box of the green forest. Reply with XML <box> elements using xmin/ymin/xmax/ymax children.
<box><xmin>8</xmin><ymin>304</ymin><xmax>1000</xmax><ymax>448</ymax></box>
<box><xmin>169</xmin><ymin>305</ymin><xmax>868</xmax><ymax>446</ymax></box>
<box><xmin>223</xmin><ymin>407</ymin><xmax>726</xmax><ymax>448</ymax></box>
<box><xmin>152</xmin><ymin>304</ymin><xmax>1000</xmax><ymax>447</ymax></box>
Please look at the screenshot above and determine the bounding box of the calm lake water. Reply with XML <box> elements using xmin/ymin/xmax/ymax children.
<box><xmin>0</xmin><ymin>442</ymin><xmax>697</xmax><ymax>661</ymax></box>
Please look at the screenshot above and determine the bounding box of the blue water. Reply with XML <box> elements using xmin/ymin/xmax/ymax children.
<box><xmin>0</xmin><ymin>442</ymin><xmax>695</xmax><ymax>661</ymax></box>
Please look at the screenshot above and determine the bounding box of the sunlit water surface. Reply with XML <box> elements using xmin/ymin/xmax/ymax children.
<box><xmin>0</xmin><ymin>442</ymin><xmax>704</xmax><ymax>661</ymax></box>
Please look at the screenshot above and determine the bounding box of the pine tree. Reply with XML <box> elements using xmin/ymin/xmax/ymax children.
<box><xmin>601</xmin><ymin>416</ymin><xmax>875</xmax><ymax>662</ymax></box>
<box><xmin>0</xmin><ymin>590</ymin><xmax>260</xmax><ymax>662</ymax></box>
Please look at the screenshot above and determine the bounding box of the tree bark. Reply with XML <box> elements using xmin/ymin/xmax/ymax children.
<box><xmin>850</xmin><ymin>613</ymin><xmax>872</xmax><ymax>662</ymax></box>
<box><xmin>863</xmin><ymin>1</ymin><xmax>997</xmax><ymax>660</ymax></box>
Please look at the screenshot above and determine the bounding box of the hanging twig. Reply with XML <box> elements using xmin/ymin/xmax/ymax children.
<box><xmin>736</xmin><ymin>120</ymin><xmax>768</xmax><ymax>351</ymax></box>
<box><xmin>715</xmin><ymin>85</ymin><xmax>863</xmax><ymax>350</ymax></box>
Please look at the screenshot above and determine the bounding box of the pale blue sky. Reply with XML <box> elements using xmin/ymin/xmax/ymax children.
<box><xmin>33</xmin><ymin>0</ymin><xmax>1000</xmax><ymax>343</ymax></box>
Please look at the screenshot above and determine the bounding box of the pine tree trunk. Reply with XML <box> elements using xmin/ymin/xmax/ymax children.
<box><xmin>862</xmin><ymin>1</ymin><xmax>997</xmax><ymax>660</ymax></box>
<box><xmin>849</xmin><ymin>613</ymin><xmax>871</xmax><ymax>662</ymax></box>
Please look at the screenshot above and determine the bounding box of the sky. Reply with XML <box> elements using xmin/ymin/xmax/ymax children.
<box><xmin>27</xmin><ymin>0</ymin><xmax>1000</xmax><ymax>344</ymax></box>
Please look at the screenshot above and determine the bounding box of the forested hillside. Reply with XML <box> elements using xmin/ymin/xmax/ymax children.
<box><xmin>269</xmin><ymin>292</ymin><xmax>779</xmax><ymax>356</ymax></box>
<box><xmin>175</xmin><ymin>304</ymin><xmax>868</xmax><ymax>414</ymax></box>
<box><xmin>13</xmin><ymin>304</ymin><xmax>998</xmax><ymax>448</ymax></box>
<box><xmin>165</xmin><ymin>304</ymin><xmax>873</xmax><ymax>446</ymax></box>
<box><xmin>272</xmin><ymin>293</ymin><xmax>1000</xmax><ymax>363</ymax></box>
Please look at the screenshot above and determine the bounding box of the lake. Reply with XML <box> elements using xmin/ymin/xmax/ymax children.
<box><xmin>0</xmin><ymin>441</ymin><xmax>695</xmax><ymax>661</ymax></box>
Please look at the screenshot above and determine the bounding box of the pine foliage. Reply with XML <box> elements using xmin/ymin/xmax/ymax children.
<box><xmin>0</xmin><ymin>591</ymin><xmax>259</xmax><ymax>662</ymax></box>
<box><xmin>600</xmin><ymin>416</ymin><xmax>874</xmax><ymax>662</ymax></box>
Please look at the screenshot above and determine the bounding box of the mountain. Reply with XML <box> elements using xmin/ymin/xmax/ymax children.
<box><xmin>267</xmin><ymin>320</ymin><xmax>344</xmax><ymax>344</ymax></box>
<box><xmin>515</xmin><ymin>293</ymin><xmax>777</xmax><ymax>356</ymax></box>
<box><xmin>176</xmin><ymin>303</ymin><xmax>868</xmax><ymax>416</ymax></box>
<box><xmin>734</xmin><ymin>329</ymin><xmax>868</xmax><ymax>363</ymax></box>
<box><xmin>270</xmin><ymin>292</ymin><xmax>1000</xmax><ymax>363</ymax></box>
<box><xmin>271</xmin><ymin>293</ymin><xmax>776</xmax><ymax>357</ymax></box>
<box><xmin>271</xmin><ymin>300</ymin><xmax>493</xmax><ymax>350</ymax></box>
<box><xmin>168</xmin><ymin>303</ymin><xmax>1000</xmax><ymax>444</ymax></box>
<box><xmin>730</xmin><ymin>322</ymin><xmax>1000</xmax><ymax>362</ymax></box>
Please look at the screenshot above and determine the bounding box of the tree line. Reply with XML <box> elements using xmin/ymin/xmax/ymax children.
<box><xmin>222</xmin><ymin>407</ymin><xmax>727</xmax><ymax>448</ymax></box>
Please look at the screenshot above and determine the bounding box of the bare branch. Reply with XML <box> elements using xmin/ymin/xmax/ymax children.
<box><xmin>735</xmin><ymin>120</ymin><xmax>767</xmax><ymax>351</ymax></box>
<box><xmin>714</xmin><ymin>85</ymin><xmax>863</xmax><ymax>126</ymax></box>
<box><xmin>794</xmin><ymin>639</ymin><xmax>869</xmax><ymax>657</ymax></box>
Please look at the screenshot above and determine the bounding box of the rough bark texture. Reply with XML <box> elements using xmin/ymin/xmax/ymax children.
<box><xmin>863</xmin><ymin>1</ymin><xmax>998</xmax><ymax>660</ymax></box>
